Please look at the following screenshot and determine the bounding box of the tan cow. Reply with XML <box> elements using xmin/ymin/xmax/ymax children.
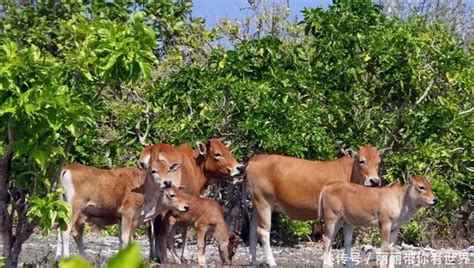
<box><xmin>55</xmin><ymin>145</ymin><xmax>186</xmax><ymax>260</ymax></box>
<box><xmin>138</xmin><ymin>138</ymin><xmax>244</xmax><ymax>260</ymax></box>
<box><xmin>319</xmin><ymin>175</ymin><xmax>436</xmax><ymax>267</ymax></box>
<box><xmin>157</xmin><ymin>190</ymin><xmax>239</xmax><ymax>266</ymax></box>
<box><xmin>246</xmin><ymin>145</ymin><xmax>389</xmax><ymax>266</ymax></box>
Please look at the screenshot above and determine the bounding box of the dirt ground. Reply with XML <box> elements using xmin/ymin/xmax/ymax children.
<box><xmin>17</xmin><ymin>229</ymin><xmax>473</xmax><ymax>267</ymax></box>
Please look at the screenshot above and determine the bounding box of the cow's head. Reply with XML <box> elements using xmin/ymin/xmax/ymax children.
<box><xmin>160</xmin><ymin>184</ymin><xmax>189</xmax><ymax>212</ymax></box>
<box><xmin>345</xmin><ymin>145</ymin><xmax>390</xmax><ymax>187</ymax></box>
<box><xmin>408</xmin><ymin>175</ymin><xmax>436</xmax><ymax>207</ymax></box>
<box><xmin>138</xmin><ymin>143</ymin><xmax>183</xmax><ymax>188</ymax></box>
<box><xmin>196</xmin><ymin>138</ymin><xmax>245</xmax><ymax>182</ymax></box>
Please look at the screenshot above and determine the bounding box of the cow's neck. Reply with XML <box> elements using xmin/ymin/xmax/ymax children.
<box><xmin>397</xmin><ymin>184</ymin><xmax>417</xmax><ymax>224</ymax></box>
<box><xmin>193</xmin><ymin>152</ymin><xmax>210</xmax><ymax>191</ymax></box>
<box><xmin>347</xmin><ymin>157</ymin><xmax>361</xmax><ymax>183</ymax></box>
<box><xmin>138</xmin><ymin>173</ymin><xmax>162</xmax><ymax>223</ymax></box>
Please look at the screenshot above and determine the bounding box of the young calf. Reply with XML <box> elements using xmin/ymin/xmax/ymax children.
<box><xmin>319</xmin><ymin>175</ymin><xmax>436</xmax><ymax>266</ymax></box>
<box><xmin>157</xmin><ymin>191</ymin><xmax>239</xmax><ymax>266</ymax></box>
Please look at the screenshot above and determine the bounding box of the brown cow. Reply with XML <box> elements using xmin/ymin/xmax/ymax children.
<box><xmin>319</xmin><ymin>175</ymin><xmax>436</xmax><ymax>266</ymax></box>
<box><xmin>55</xmin><ymin>151</ymin><xmax>186</xmax><ymax>260</ymax></box>
<box><xmin>139</xmin><ymin>138</ymin><xmax>244</xmax><ymax>260</ymax></box>
<box><xmin>157</xmin><ymin>191</ymin><xmax>239</xmax><ymax>266</ymax></box>
<box><xmin>246</xmin><ymin>145</ymin><xmax>389</xmax><ymax>266</ymax></box>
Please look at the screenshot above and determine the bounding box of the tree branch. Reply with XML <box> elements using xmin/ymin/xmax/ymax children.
<box><xmin>415</xmin><ymin>78</ymin><xmax>435</xmax><ymax>106</ymax></box>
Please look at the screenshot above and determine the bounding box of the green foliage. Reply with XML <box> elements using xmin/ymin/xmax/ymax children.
<box><xmin>27</xmin><ymin>189</ymin><xmax>70</xmax><ymax>235</ymax></box>
<box><xmin>273</xmin><ymin>215</ymin><xmax>313</xmax><ymax>243</ymax></box>
<box><xmin>59</xmin><ymin>243</ymin><xmax>145</xmax><ymax>268</ymax></box>
<box><xmin>401</xmin><ymin>220</ymin><xmax>426</xmax><ymax>246</ymax></box>
<box><xmin>107</xmin><ymin>243</ymin><xmax>145</xmax><ymax>268</ymax></box>
<box><xmin>59</xmin><ymin>256</ymin><xmax>93</xmax><ymax>268</ymax></box>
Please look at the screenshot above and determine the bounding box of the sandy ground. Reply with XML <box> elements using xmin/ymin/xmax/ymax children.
<box><xmin>16</xmin><ymin>230</ymin><xmax>474</xmax><ymax>267</ymax></box>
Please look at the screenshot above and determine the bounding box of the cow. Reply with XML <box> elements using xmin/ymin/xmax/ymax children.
<box><xmin>246</xmin><ymin>145</ymin><xmax>390</xmax><ymax>266</ymax></box>
<box><xmin>55</xmin><ymin>144</ymin><xmax>186</xmax><ymax>260</ymax></box>
<box><xmin>157</xmin><ymin>190</ymin><xmax>239</xmax><ymax>266</ymax></box>
<box><xmin>319</xmin><ymin>175</ymin><xmax>436</xmax><ymax>267</ymax></box>
<box><xmin>138</xmin><ymin>138</ymin><xmax>245</xmax><ymax>261</ymax></box>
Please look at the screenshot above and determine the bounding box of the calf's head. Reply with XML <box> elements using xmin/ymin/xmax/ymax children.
<box><xmin>160</xmin><ymin>185</ymin><xmax>189</xmax><ymax>212</ymax></box>
<box><xmin>197</xmin><ymin>138</ymin><xmax>245</xmax><ymax>182</ymax></box>
<box><xmin>345</xmin><ymin>145</ymin><xmax>390</xmax><ymax>187</ymax></box>
<box><xmin>138</xmin><ymin>143</ymin><xmax>183</xmax><ymax>188</ymax></box>
<box><xmin>408</xmin><ymin>175</ymin><xmax>436</xmax><ymax>207</ymax></box>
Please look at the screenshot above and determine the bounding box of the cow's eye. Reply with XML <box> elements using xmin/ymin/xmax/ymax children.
<box><xmin>358</xmin><ymin>159</ymin><xmax>366</xmax><ymax>165</ymax></box>
<box><xmin>168</xmin><ymin>194</ymin><xmax>176</xmax><ymax>198</ymax></box>
<box><xmin>151</xmin><ymin>169</ymin><xmax>157</xmax><ymax>174</ymax></box>
<box><xmin>418</xmin><ymin>185</ymin><xmax>425</xmax><ymax>191</ymax></box>
<box><xmin>214</xmin><ymin>152</ymin><xmax>222</xmax><ymax>158</ymax></box>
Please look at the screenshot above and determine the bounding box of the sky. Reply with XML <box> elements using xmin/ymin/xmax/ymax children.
<box><xmin>192</xmin><ymin>0</ymin><xmax>333</xmax><ymax>28</ymax></box>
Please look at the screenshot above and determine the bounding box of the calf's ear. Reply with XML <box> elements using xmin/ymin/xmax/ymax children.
<box><xmin>197</xmin><ymin>141</ymin><xmax>207</xmax><ymax>155</ymax></box>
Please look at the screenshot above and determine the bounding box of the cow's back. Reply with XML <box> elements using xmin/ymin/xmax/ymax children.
<box><xmin>62</xmin><ymin>164</ymin><xmax>142</xmax><ymax>215</ymax></box>
<box><xmin>246</xmin><ymin>154</ymin><xmax>353</xmax><ymax>220</ymax></box>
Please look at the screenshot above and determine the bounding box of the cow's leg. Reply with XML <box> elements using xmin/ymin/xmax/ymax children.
<box><xmin>380</xmin><ymin>221</ymin><xmax>392</xmax><ymax>252</ymax></box>
<box><xmin>254</xmin><ymin>200</ymin><xmax>275</xmax><ymax>266</ymax></box>
<box><xmin>152</xmin><ymin>217</ymin><xmax>163</xmax><ymax>263</ymax></box>
<box><xmin>168</xmin><ymin>227</ymin><xmax>182</xmax><ymax>264</ymax></box>
<box><xmin>389</xmin><ymin>227</ymin><xmax>400</xmax><ymax>248</ymax></box>
<box><xmin>180</xmin><ymin>226</ymin><xmax>189</xmax><ymax>263</ymax></box>
<box><xmin>322</xmin><ymin>218</ymin><xmax>342</xmax><ymax>267</ymax></box>
<box><xmin>119</xmin><ymin>213</ymin><xmax>134</xmax><ymax>248</ymax></box>
<box><xmin>73</xmin><ymin>220</ymin><xmax>86</xmax><ymax>257</ymax></box>
<box><xmin>146</xmin><ymin>221</ymin><xmax>154</xmax><ymax>261</ymax></box>
<box><xmin>55</xmin><ymin>228</ymin><xmax>63</xmax><ymax>261</ymax></box>
<box><xmin>117</xmin><ymin>219</ymin><xmax>123</xmax><ymax>249</ymax></box>
<box><xmin>343</xmin><ymin>224</ymin><xmax>354</xmax><ymax>268</ymax></box>
<box><xmin>249</xmin><ymin>210</ymin><xmax>259</xmax><ymax>265</ymax></box>
<box><xmin>60</xmin><ymin>199</ymin><xmax>83</xmax><ymax>258</ymax></box>
<box><xmin>196</xmin><ymin>226</ymin><xmax>209</xmax><ymax>266</ymax></box>
<box><xmin>158</xmin><ymin>215</ymin><xmax>174</xmax><ymax>264</ymax></box>
<box><xmin>380</xmin><ymin>221</ymin><xmax>392</xmax><ymax>268</ymax></box>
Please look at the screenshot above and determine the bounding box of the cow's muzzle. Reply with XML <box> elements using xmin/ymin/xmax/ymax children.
<box><xmin>231</xmin><ymin>164</ymin><xmax>246</xmax><ymax>178</ymax></box>
<box><xmin>365</xmin><ymin>177</ymin><xmax>381</xmax><ymax>187</ymax></box>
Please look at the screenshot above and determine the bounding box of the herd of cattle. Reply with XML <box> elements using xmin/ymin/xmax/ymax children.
<box><xmin>53</xmin><ymin>138</ymin><xmax>436</xmax><ymax>266</ymax></box>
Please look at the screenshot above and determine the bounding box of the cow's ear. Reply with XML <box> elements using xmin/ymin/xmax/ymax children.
<box><xmin>223</xmin><ymin>140</ymin><xmax>231</xmax><ymax>148</ymax></box>
<box><xmin>169</xmin><ymin>162</ymin><xmax>182</xmax><ymax>173</ymax></box>
<box><xmin>378</xmin><ymin>147</ymin><xmax>391</xmax><ymax>157</ymax></box>
<box><xmin>138</xmin><ymin>145</ymin><xmax>152</xmax><ymax>170</ymax></box>
<box><xmin>197</xmin><ymin>141</ymin><xmax>207</xmax><ymax>155</ymax></box>
<box><xmin>344</xmin><ymin>149</ymin><xmax>357</xmax><ymax>158</ymax></box>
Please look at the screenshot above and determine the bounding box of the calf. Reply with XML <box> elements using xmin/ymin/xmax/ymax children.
<box><xmin>157</xmin><ymin>191</ymin><xmax>239</xmax><ymax>266</ymax></box>
<box><xmin>319</xmin><ymin>175</ymin><xmax>436</xmax><ymax>266</ymax></box>
<box><xmin>55</xmin><ymin>150</ymin><xmax>184</xmax><ymax>260</ymax></box>
<box><xmin>246</xmin><ymin>145</ymin><xmax>389</xmax><ymax>266</ymax></box>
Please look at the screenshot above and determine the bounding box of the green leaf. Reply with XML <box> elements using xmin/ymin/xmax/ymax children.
<box><xmin>106</xmin><ymin>243</ymin><xmax>144</xmax><ymax>268</ymax></box>
<box><xmin>59</xmin><ymin>256</ymin><xmax>93</xmax><ymax>268</ymax></box>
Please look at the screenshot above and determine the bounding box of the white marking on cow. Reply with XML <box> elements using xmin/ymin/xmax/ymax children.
<box><xmin>158</xmin><ymin>153</ymin><xmax>168</xmax><ymax>163</ymax></box>
<box><xmin>61</xmin><ymin>169</ymin><xmax>75</xmax><ymax>203</ymax></box>
<box><xmin>141</xmin><ymin>153</ymin><xmax>151</xmax><ymax>169</ymax></box>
